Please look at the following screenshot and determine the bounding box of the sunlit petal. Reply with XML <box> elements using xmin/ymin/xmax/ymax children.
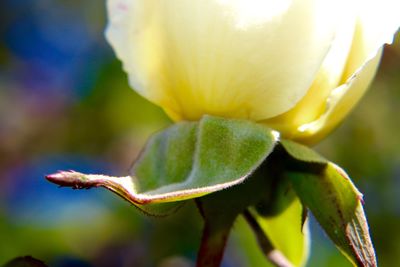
<box><xmin>263</xmin><ymin>1</ymin><xmax>357</xmax><ymax>136</ymax></box>
<box><xmin>292</xmin><ymin>49</ymin><xmax>382</xmax><ymax>144</ymax></box>
<box><xmin>342</xmin><ymin>0</ymin><xmax>400</xmax><ymax>81</ymax></box>
<box><xmin>106</xmin><ymin>0</ymin><xmax>344</xmax><ymax>121</ymax></box>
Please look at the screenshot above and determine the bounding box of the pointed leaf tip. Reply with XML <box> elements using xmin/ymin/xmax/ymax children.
<box><xmin>279</xmin><ymin>140</ymin><xmax>376</xmax><ymax>266</ymax></box>
<box><xmin>288</xmin><ymin>160</ymin><xmax>376</xmax><ymax>267</ymax></box>
<box><xmin>45</xmin><ymin>171</ymin><xmax>101</xmax><ymax>189</ymax></box>
<box><xmin>45</xmin><ymin>116</ymin><xmax>277</xmax><ymax>215</ymax></box>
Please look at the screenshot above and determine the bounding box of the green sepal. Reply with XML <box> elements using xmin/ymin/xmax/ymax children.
<box><xmin>45</xmin><ymin>117</ymin><xmax>377</xmax><ymax>266</ymax></box>
<box><xmin>195</xmin><ymin>157</ymin><xmax>284</xmax><ymax>267</ymax></box>
<box><xmin>46</xmin><ymin>115</ymin><xmax>277</xmax><ymax>216</ymax></box>
<box><xmin>196</xmin><ymin>157</ymin><xmax>277</xmax><ymax>224</ymax></box>
<box><xmin>281</xmin><ymin>140</ymin><xmax>377</xmax><ymax>267</ymax></box>
<box><xmin>131</xmin><ymin>115</ymin><xmax>277</xmax><ymax>203</ymax></box>
<box><xmin>249</xmin><ymin>197</ymin><xmax>310</xmax><ymax>267</ymax></box>
<box><xmin>251</xmin><ymin>174</ymin><xmax>309</xmax><ymax>267</ymax></box>
<box><xmin>280</xmin><ymin>139</ymin><xmax>327</xmax><ymax>165</ymax></box>
<box><xmin>197</xmin><ymin>150</ymin><xmax>309</xmax><ymax>267</ymax></box>
<box><xmin>230</xmin><ymin>195</ymin><xmax>309</xmax><ymax>267</ymax></box>
<box><xmin>254</xmin><ymin>172</ymin><xmax>296</xmax><ymax>217</ymax></box>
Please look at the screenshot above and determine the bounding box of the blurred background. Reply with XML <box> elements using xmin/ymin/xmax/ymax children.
<box><xmin>0</xmin><ymin>1</ymin><xmax>399</xmax><ymax>266</ymax></box>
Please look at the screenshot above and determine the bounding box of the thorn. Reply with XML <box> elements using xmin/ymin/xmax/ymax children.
<box><xmin>357</xmin><ymin>194</ymin><xmax>365</xmax><ymax>205</ymax></box>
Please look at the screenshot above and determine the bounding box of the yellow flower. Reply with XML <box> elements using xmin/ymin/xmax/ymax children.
<box><xmin>106</xmin><ymin>0</ymin><xmax>399</xmax><ymax>144</ymax></box>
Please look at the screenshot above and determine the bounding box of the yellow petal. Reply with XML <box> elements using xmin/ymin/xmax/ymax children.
<box><xmin>292</xmin><ymin>48</ymin><xmax>382</xmax><ymax>145</ymax></box>
<box><xmin>106</xmin><ymin>0</ymin><xmax>345</xmax><ymax>121</ymax></box>
<box><xmin>342</xmin><ymin>0</ymin><xmax>400</xmax><ymax>81</ymax></box>
<box><xmin>263</xmin><ymin>1</ymin><xmax>357</xmax><ymax>136</ymax></box>
<box><xmin>266</xmin><ymin>0</ymin><xmax>400</xmax><ymax>143</ymax></box>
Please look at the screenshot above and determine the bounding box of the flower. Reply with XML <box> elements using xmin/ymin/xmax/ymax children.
<box><xmin>106</xmin><ymin>0</ymin><xmax>399</xmax><ymax>144</ymax></box>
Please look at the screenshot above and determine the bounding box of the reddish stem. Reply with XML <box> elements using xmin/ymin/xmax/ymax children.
<box><xmin>196</xmin><ymin>220</ymin><xmax>233</xmax><ymax>267</ymax></box>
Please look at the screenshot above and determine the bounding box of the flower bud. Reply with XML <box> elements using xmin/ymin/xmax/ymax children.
<box><xmin>106</xmin><ymin>0</ymin><xmax>399</xmax><ymax>144</ymax></box>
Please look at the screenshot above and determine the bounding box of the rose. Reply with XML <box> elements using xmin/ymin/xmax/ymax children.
<box><xmin>106</xmin><ymin>0</ymin><xmax>399</xmax><ymax>144</ymax></box>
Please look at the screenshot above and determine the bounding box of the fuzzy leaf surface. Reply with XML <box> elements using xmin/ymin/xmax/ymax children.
<box><xmin>282</xmin><ymin>141</ymin><xmax>376</xmax><ymax>267</ymax></box>
<box><xmin>46</xmin><ymin>115</ymin><xmax>277</xmax><ymax>210</ymax></box>
<box><xmin>131</xmin><ymin>115</ymin><xmax>277</xmax><ymax>203</ymax></box>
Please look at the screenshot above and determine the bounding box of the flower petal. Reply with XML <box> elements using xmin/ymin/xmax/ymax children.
<box><xmin>268</xmin><ymin>0</ymin><xmax>400</xmax><ymax>143</ymax></box>
<box><xmin>263</xmin><ymin>1</ymin><xmax>357</xmax><ymax>136</ymax></box>
<box><xmin>292</xmin><ymin>48</ymin><xmax>382</xmax><ymax>144</ymax></box>
<box><xmin>342</xmin><ymin>0</ymin><xmax>400</xmax><ymax>81</ymax></box>
<box><xmin>106</xmin><ymin>0</ymin><xmax>345</xmax><ymax>121</ymax></box>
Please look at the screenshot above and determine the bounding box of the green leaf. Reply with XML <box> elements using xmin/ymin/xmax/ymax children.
<box><xmin>196</xmin><ymin>157</ymin><xmax>281</xmax><ymax>224</ymax></box>
<box><xmin>279</xmin><ymin>139</ymin><xmax>376</xmax><ymax>266</ymax></box>
<box><xmin>280</xmin><ymin>139</ymin><xmax>327</xmax><ymax>165</ymax></box>
<box><xmin>47</xmin><ymin>115</ymin><xmax>277</xmax><ymax>206</ymax></box>
<box><xmin>199</xmin><ymin>161</ymin><xmax>309</xmax><ymax>267</ymax></box>
<box><xmin>194</xmin><ymin>162</ymin><xmax>278</xmax><ymax>267</ymax></box>
<box><xmin>195</xmin><ymin>146</ymin><xmax>309</xmax><ymax>267</ymax></box>
<box><xmin>287</xmin><ymin>161</ymin><xmax>376</xmax><ymax>267</ymax></box>
<box><xmin>233</xmin><ymin>196</ymin><xmax>309</xmax><ymax>267</ymax></box>
<box><xmin>250</xmin><ymin>174</ymin><xmax>309</xmax><ymax>267</ymax></box>
<box><xmin>254</xmin><ymin>172</ymin><xmax>297</xmax><ymax>217</ymax></box>
<box><xmin>251</xmin><ymin>196</ymin><xmax>310</xmax><ymax>267</ymax></box>
<box><xmin>132</xmin><ymin>115</ymin><xmax>277</xmax><ymax>202</ymax></box>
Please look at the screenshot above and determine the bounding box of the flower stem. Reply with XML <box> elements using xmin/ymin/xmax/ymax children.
<box><xmin>196</xmin><ymin>218</ymin><xmax>233</xmax><ymax>267</ymax></box>
<box><xmin>243</xmin><ymin>210</ymin><xmax>294</xmax><ymax>267</ymax></box>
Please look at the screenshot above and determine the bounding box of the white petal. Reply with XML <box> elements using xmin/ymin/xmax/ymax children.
<box><xmin>106</xmin><ymin>0</ymin><xmax>345</xmax><ymax>121</ymax></box>
<box><xmin>293</xmin><ymin>49</ymin><xmax>382</xmax><ymax>144</ymax></box>
<box><xmin>342</xmin><ymin>0</ymin><xmax>400</xmax><ymax>81</ymax></box>
<box><xmin>268</xmin><ymin>0</ymin><xmax>400</xmax><ymax>143</ymax></box>
<box><xmin>263</xmin><ymin>1</ymin><xmax>357</xmax><ymax>134</ymax></box>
